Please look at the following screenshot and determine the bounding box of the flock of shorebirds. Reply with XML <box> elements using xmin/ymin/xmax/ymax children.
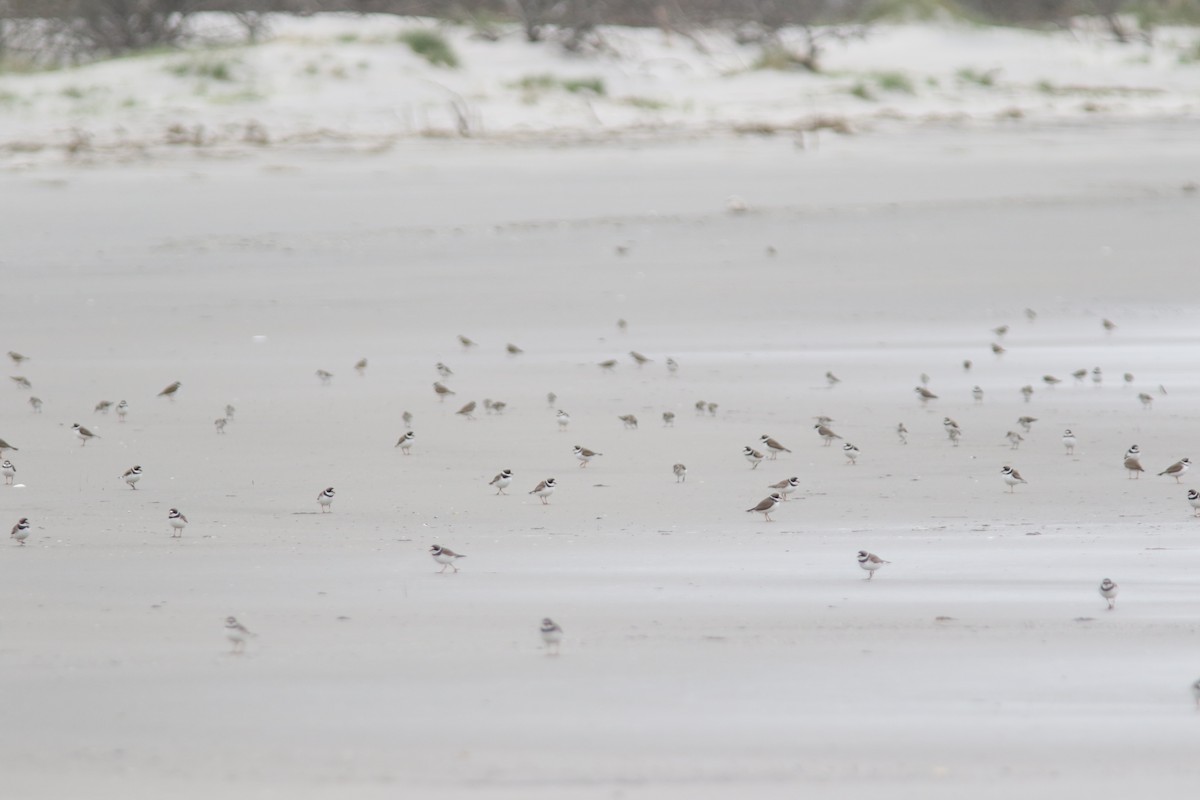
<box><xmin>6</xmin><ymin>317</ymin><xmax>1200</xmax><ymax>701</ymax></box>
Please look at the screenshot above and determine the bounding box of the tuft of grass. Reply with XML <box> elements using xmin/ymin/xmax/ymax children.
<box><xmin>513</xmin><ymin>73</ymin><xmax>557</xmax><ymax>91</ymax></box>
<box><xmin>621</xmin><ymin>96</ymin><xmax>668</xmax><ymax>110</ymax></box>
<box><xmin>61</xmin><ymin>85</ymin><xmax>87</xmax><ymax>99</ymax></box>
<box><xmin>956</xmin><ymin>67</ymin><xmax>997</xmax><ymax>87</ymax></box>
<box><xmin>337</xmin><ymin>33</ymin><xmax>360</xmax><ymax>43</ymax></box>
<box><xmin>398</xmin><ymin>29</ymin><xmax>459</xmax><ymax>68</ymax></box>
<box><xmin>752</xmin><ymin>46</ymin><xmax>800</xmax><ymax>71</ymax></box>
<box><xmin>561</xmin><ymin>77</ymin><xmax>605</xmax><ymax>95</ymax></box>
<box><xmin>167</xmin><ymin>58</ymin><xmax>237</xmax><ymax>82</ymax></box>
<box><xmin>873</xmin><ymin>71</ymin><xmax>914</xmax><ymax>93</ymax></box>
<box><xmin>849</xmin><ymin>82</ymin><xmax>874</xmax><ymax>101</ymax></box>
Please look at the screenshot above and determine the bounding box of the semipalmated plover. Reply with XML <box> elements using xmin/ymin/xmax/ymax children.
<box><xmin>433</xmin><ymin>382</ymin><xmax>455</xmax><ymax>401</ymax></box>
<box><xmin>72</xmin><ymin>423</ymin><xmax>97</xmax><ymax>446</ymax></box>
<box><xmin>814</xmin><ymin>424</ymin><xmax>841</xmax><ymax>446</ymax></box>
<box><xmin>769</xmin><ymin>476</ymin><xmax>799</xmax><ymax>500</ymax></box>
<box><xmin>168</xmin><ymin>508</ymin><xmax>188</xmax><ymax>537</ymax></box>
<box><xmin>914</xmin><ymin>386</ymin><xmax>938</xmax><ymax>403</ymax></box>
<box><xmin>1099</xmin><ymin>578</ymin><xmax>1119</xmax><ymax>610</ymax></box>
<box><xmin>430</xmin><ymin>544</ymin><xmax>465</xmax><ymax>573</ymax></box>
<box><xmin>618</xmin><ymin>414</ymin><xmax>638</xmax><ymax>429</ymax></box>
<box><xmin>225</xmin><ymin>616</ymin><xmax>254</xmax><ymax>654</ymax></box>
<box><xmin>662</xmin><ymin>411</ymin><xmax>675</xmax><ymax>427</ymax></box>
<box><xmin>746</xmin><ymin>493</ymin><xmax>782</xmax><ymax>521</ymax></box>
<box><xmin>760</xmin><ymin>435</ymin><xmax>791</xmax><ymax>459</ymax></box>
<box><xmin>317</xmin><ymin>487</ymin><xmax>335</xmax><ymax>512</ymax></box>
<box><xmin>1158</xmin><ymin>458</ymin><xmax>1191</xmax><ymax>483</ymax></box>
<box><xmin>843</xmin><ymin>442</ymin><xmax>859</xmax><ymax>464</ymax></box>
<box><xmin>11</xmin><ymin>517</ymin><xmax>29</xmax><ymax>545</ymax></box>
<box><xmin>116</xmin><ymin>400</ymin><xmax>127</xmax><ymax>421</ymax></box>
<box><xmin>556</xmin><ymin>410</ymin><xmax>570</xmax><ymax>432</ymax></box>
<box><xmin>1124</xmin><ymin>445</ymin><xmax>1144</xmax><ymax>479</ymax></box>
<box><xmin>1</xmin><ymin>459</ymin><xmax>14</xmax><ymax>485</ymax></box>
<box><xmin>1187</xmin><ymin>489</ymin><xmax>1200</xmax><ymax>517</ymax></box>
<box><xmin>857</xmin><ymin>550</ymin><xmax>889</xmax><ymax>580</ymax></box>
<box><xmin>673</xmin><ymin>463</ymin><xmax>687</xmax><ymax>483</ymax></box>
<box><xmin>529</xmin><ymin>478</ymin><xmax>557</xmax><ymax>504</ymax></box>
<box><xmin>1006</xmin><ymin>431</ymin><xmax>1023</xmax><ymax>450</ymax></box>
<box><xmin>743</xmin><ymin>446</ymin><xmax>765</xmax><ymax>469</ymax></box>
<box><xmin>395</xmin><ymin>430</ymin><xmax>415</xmax><ymax>454</ymax></box>
<box><xmin>29</xmin><ymin>397</ymin><xmax>42</xmax><ymax>413</ymax></box>
<box><xmin>573</xmin><ymin>446</ymin><xmax>602</xmax><ymax>468</ymax></box>
<box><xmin>1001</xmin><ymin>465</ymin><xmax>1026</xmax><ymax>493</ymax></box>
<box><xmin>489</xmin><ymin>469</ymin><xmax>513</xmax><ymax>495</ymax></box>
<box><xmin>540</xmin><ymin>618</ymin><xmax>563</xmax><ymax>655</ymax></box>
<box><xmin>157</xmin><ymin>381</ymin><xmax>181</xmax><ymax>399</ymax></box>
<box><xmin>1062</xmin><ymin>429</ymin><xmax>1076</xmax><ymax>455</ymax></box>
<box><xmin>972</xmin><ymin>386</ymin><xmax>983</xmax><ymax>403</ymax></box>
<box><xmin>121</xmin><ymin>465</ymin><xmax>142</xmax><ymax>489</ymax></box>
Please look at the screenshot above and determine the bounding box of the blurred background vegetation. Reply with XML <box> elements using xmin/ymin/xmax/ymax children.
<box><xmin>2</xmin><ymin>0</ymin><xmax>1199</xmax><ymax>67</ymax></box>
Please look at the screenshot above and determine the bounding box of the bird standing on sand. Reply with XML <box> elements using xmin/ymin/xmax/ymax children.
<box><xmin>157</xmin><ymin>381</ymin><xmax>181</xmax><ymax>400</ymax></box>
<box><xmin>746</xmin><ymin>493</ymin><xmax>782</xmax><ymax>522</ymax></box>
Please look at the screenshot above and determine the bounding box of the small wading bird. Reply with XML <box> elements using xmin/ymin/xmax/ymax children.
<box><xmin>1124</xmin><ymin>445</ymin><xmax>1144</xmax><ymax>479</ymax></box>
<box><xmin>157</xmin><ymin>381</ymin><xmax>181</xmax><ymax>400</ymax></box>
<box><xmin>857</xmin><ymin>551</ymin><xmax>889</xmax><ymax>580</ymax></box>
<box><xmin>11</xmin><ymin>517</ymin><xmax>30</xmax><ymax>545</ymax></box>
<box><xmin>529</xmin><ymin>478</ymin><xmax>556</xmax><ymax>505</ymax></box>
<box><xmin>429</xmin><ymin>544</ymin><xmax>465</xmax><ymax>573</ymax></box>
<box><xmin>540</xmin><ymin>618</ymin><xmax>563</xmax><ymax>656</ymax></box>
<box><xmin>1099</xmin><ymin>578</ymin><xmax>1119</xmax><ymax>610</ymax></box>
<box><xmin>72</xmin><ymin>423</ymin><xmax>98</xmax><ymax>446</ymax></box>
<box><xmin>168</xmin><ymin>508</ymin><xmax>188</xmax><ymax>537</ymax></box>
<box><xmin>574</xmin><ymin>446</ymin><xmax>602</xmax><ymax>468</ymax></box>
<box><xmin>1158</xmin><ymin>458</ymin><xmax>1191</xmax><ymax>483</ymax></box>
<box><xmin>225</xmin><ymin>616</ymin><xmax>255</xmax><ymax>654</ymax></box>
<box><xmin>760</xmin><ymin>435</ymin><xmax>791</xmax><ymax>459</ymax></box>
<box><xmin>489</xmin><ymin>469</ymin><xmax>513</xmax><ymax>495</ymax></box>
<box><xmin>746</xmin><ymin>493</ymin><xmax>782</xmax><ymax>522</ymax></box>
<box><xmin>1001</xmin><ymin>465</ymin><xmax>1027</xmax><ymax>493</ymax></box>
<box><xmin>121</xmin><ymin>465</ymin><xmax>142</xmax><ymax>489</ymax></box>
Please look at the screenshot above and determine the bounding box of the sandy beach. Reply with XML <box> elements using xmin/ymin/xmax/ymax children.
<box><xmin>3</xmin><ymin>15</ymin><xmax>1200</xmax><ymax>797</ymax></box>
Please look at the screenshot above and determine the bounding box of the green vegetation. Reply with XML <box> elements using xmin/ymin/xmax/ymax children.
<box><xmin>849</xmin><ymin>82</ymin><xmax>874</xmax><ymax>101</ymax></box>
<box><xmin>956</xmin><ymin>67</ymin><xmax>997</xmax><ymax>87</ymax></box>
<box><xmin>166</xmin><ymin>57</ymin><xmax>237</xmax><ymax>82</ymax></box>
<box><xmin>621</xmin><ymin>96</ymin><xmax>668</xmax><ymax>110</ymax></box>
<box><xmin>511</xmin><ymin>73</ymin><xmax>606</xmax><ymax>97</ymax></box>
<box><xmin>752</xmin><ymin>46</ymin><xmax>801</xmax><ymax>71</ymax></box>
<box><xmin>398</xmin><ymin>29</ymin><xmax>459</xmax><ymax>68</ymax></box>
<box><xmin>561</xmin><ymin>77</ymin><xmax>605</xmax><ymax>95</ymax></box>
<box><xmin>874</xmin><ymin>71</ymin><xmax>914</xmax><ymax>93</ymax></box>
<box><xmin>513</xmin><ymin>74</ymin><xmax>557</xmax><ymax>91</ymax></box>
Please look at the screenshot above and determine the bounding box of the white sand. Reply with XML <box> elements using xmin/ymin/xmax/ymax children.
<box><xmin>2</xmin><ymin>22</ymin><xmax>1200</xmax><ymax>796</ymax></box>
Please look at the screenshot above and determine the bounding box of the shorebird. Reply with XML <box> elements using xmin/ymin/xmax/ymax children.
<box><xmin>157</xmin><ymin>381</ymin><xmax>181</xmax><ymax>400</ymax></box>
<box><xmin>857</xmin><ymin>551</ymin><xmax>890</xmax><ymax>580</ymax></box>
<box><xmin>745</xmin><ymin>493</ymin><xmax>782</xmax><ymax>522</ymax></box>
<box><xmin>1124</xmin><ymin>445</ymin><xmax>1144</xmax><ymax>479</ymax></box>
<box><xmin>1158</xmin><ymin>458</ymin><xmax>1191</xmax><ymax>483</ymax></box>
